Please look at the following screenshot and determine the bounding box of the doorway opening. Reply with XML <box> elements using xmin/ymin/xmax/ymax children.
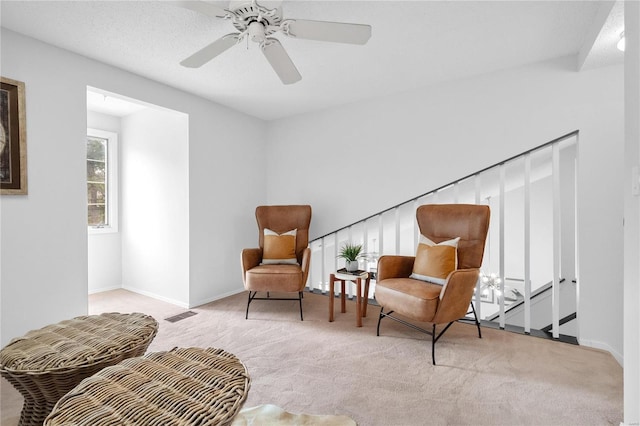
<box><xmin>86</xmin><ymin>87</ymin><xmax>190</xmax><ymax>308</ymax></box>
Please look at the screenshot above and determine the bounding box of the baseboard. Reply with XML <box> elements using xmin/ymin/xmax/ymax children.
<box><xmin>578</xmin><ymin>338</ymin><xmax>623</xmax><ymax>366</ymax></box>
<box><xmin>104</xmin><ymin>285</ymin><xmax>245</xmax><ymax>310</ymax></box>
<box><xmin>189</xmin><ymin>288</ymin><xmax>246</xmax><ymax>308</ymax></box>
<box><xmin>88</xmin><ymin>285</ymin><xmax>122</xmax><ymax>295</ymax></box>
<box><xmin>121</xmin><ymin>285</ymin><xmax>190</xmax><ymax>309</ymax></box>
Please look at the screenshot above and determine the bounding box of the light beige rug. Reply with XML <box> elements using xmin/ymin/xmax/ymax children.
<box><xmin>232</xmin><ymin>404</ymin><xmax>356</xmax><ymax>426</ymax></box>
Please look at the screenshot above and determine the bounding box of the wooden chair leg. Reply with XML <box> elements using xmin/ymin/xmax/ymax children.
<box><xmin>362</xmin><ymin>277</ymin><xmax>370</xmax><ymax>317</ymax></box>
<box><xmin>329</xmin><ymin>274</ymin><xmax>336</xmax><ymax>322</ymax></box>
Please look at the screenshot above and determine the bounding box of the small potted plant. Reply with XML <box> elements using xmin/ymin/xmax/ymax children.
<box><xmin>338</xmin><ymin>242</ymin><xmax>362</xmax><ymax>272</ymax></box>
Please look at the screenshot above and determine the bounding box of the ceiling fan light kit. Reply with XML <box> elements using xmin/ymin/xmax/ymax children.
<box><xmin>175</xmin><ymin>0</ymin><xmax>372</xmax><ymax>84</ymax></box>
<box><xmin>249</xmin><ymin>21</ymin><xmax>267</xmax><ymax>43</ymax></box>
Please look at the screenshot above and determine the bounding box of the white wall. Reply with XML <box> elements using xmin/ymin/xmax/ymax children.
<box><xmin>121</xmin><ymin>108</ymin><xmax>190</xmax><ymax>306</ymax></box>
<box><xmin>1</xmin><ymin>31</ymin><xmax>88</xmax><ymax>346</ymax></box>
<box><xmin>266</xmin><ymin>56</ymin><xmax>624</xmax><ymax>361</ymax></box>
<box><xmin>187</xmin><ymin>96</ymin><xmax>267</xmax><ymax>307</ymax></box>
<box><xmin>87</xmin><ymin>110</ymin><xmax>122</xmax><ymax>294</ymax></box>
<box><xmin>0</xmin><ymin>29</ymin><xmax>266</xmax><ymax>345</ymax></box>
<box><xmin>623</xmin><ymin>0</ymin><xmax>640</xmax><ymax>423</ymax></box>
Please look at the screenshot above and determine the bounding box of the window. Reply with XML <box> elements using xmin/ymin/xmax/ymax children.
<box><xmin>87</xmin><ymin>129</ymin><xmax>118</xmax><ymax>232</ymax></box>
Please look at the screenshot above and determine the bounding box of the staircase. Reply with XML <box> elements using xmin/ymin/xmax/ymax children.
<box><xmin>307</xmin><ymin>131</ymin><xmax>579</xmax><ymax>341</ymax></box>
<box><xmin>484</xmin><ymin>278</ymin><xmax>578</xmax><ymax>343</ymax></box>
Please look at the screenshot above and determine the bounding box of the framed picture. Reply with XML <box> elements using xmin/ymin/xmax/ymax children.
<box><xmin>1</xmin><ymin>77</ymin><xmax>27</xmax><ymax>195</ymax></box>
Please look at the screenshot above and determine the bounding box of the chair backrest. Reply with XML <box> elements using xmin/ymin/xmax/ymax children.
<box><xmin>416</xmin><ymin>204</ymin><xmax>490</xmax><ymax>270</ymax></box>
<box><xmin>256</xmin><ymin>205</ymin><xmax>312</xmax><ymax>263</ymax></box>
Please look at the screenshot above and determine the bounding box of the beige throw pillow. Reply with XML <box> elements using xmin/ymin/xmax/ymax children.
<box><xmin>410</xmin><ymin>235</ymin><xmax>460</xmax><ymax>285</ymax></box>
<box><xmin>262</xmin><ymin>228</ymin><xmax>298</xmax><ymax>265</ymax></box>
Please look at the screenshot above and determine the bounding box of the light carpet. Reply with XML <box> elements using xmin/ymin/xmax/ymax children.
<box><xmin>1</xmin><ymin>289</ymin><xmax>622</xmax><ymax>425</ymax></box>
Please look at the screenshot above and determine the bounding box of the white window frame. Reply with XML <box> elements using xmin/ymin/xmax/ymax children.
<box><xmin>87</xmin><ymin>128</ymin><xmax>118</xmax><ymax>234</ymax></box>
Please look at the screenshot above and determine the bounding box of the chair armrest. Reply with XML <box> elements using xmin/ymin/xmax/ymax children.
<box><xmin>377</xmin><ymin>255</ymin><xmax>415</xmax><ymax>281</ymax></box>
<box><xmin>432</xmin><ymin>268</ymin><xmax>480</xmax><ymax>324</ymax></box>
<box><xmin>300</xmin><ymin>247</ymin><xmax>311</xmax><ymax>287</ymax></box>
<box><xmin>241</xmin><ymin>248</ymin><xmax>262</xmax><ymax>281</ymax></box>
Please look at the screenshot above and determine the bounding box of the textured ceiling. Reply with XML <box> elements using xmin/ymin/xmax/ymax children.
<box><xmin>1</xmin><ymin>1</ymin><xmax>623</xmax><ymax>120</ymax></box>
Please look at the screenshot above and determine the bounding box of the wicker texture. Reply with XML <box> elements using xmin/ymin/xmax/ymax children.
<box><xmin>44</xmin><ymin>347</ymin><xmax>250</xmax><ymax>426</ymax></box>
<box><xmin>0</xmin><ymin>312</ymin><xmax>158</xmax><ymax>426</ymax></box>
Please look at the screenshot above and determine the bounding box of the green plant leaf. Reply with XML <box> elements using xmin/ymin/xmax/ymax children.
<box><xmin>337</xmin><ymin>243</ymin><xmax>363</xmax><ymax>261</ymax></box>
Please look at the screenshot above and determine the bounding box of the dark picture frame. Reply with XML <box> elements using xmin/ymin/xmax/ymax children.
<box><xmin>1</xmin><ymin>77</ymin><xmax>27</xmax><ymax>195</ymax></box>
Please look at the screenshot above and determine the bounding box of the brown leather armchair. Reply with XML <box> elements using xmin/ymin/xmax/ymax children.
<box><xmin>241</xmin><ymin>205</ymin><xmax>312</xmax><ymax>320</ymax></box>
<box><xmin>375</xmin><ymin>204</ymin><xmax>490</xmax><ymax>364</ymax></box>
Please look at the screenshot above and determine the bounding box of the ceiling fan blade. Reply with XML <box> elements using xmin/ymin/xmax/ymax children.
<box><xmin>261</xmin><ymin>38</ymin><xmax>301</xmax><ymax>85</ymax></box>
<box><xmin>284</xmin><ymin>19</ymin><xmax>371</xmax><ymax>45</ymax></box>
<box><xmin>170</xmin><ymin>1</ymin><xmax>230</xmax><ymax>18</ymax></box>
<box><xmin>180</xmin><ymin>34</ymin><xmax>240</xmax><ymax>68</ymax></box>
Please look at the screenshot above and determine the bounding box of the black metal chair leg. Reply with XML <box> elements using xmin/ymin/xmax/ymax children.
<box><xmin>245</xmin><ymin>291</ymin><xmax>253</xmax><ymax>320</ymax></box>
<box><xmin>299</xmin><ymin>292</ymin><xmax>304</xmax><ymax>321</ymax></box>
<box><xmin>378</xmin><ymin>307</ymin><xmax>462</xmax><ymax>365</ymax></box>
<box><xmin>377</xmin><ymin>307</ymin><xmax>384</xmax><ymax>336</ymax></box>
<box><xmin>431</xmin><ymin>324</ymin><xmax>437</xmax><ymax>365</ymax></box>
<box><xmin>244</xmin><ymin>291</ymin><xmax>304</xmax><ymax>319</ymax></box>
<box><xmin>470</xmin><ymin>301</ymin><xmax>482</xmax><ymax>338</ymax></box>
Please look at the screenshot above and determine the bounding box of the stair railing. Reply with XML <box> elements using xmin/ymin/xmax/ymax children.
<box><xmin>308</xmin><ymin>130</ymin><xmax>579</xmax><ymax>338</ymax></box>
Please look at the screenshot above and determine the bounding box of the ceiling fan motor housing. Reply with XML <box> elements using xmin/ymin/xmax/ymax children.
<box><xmin>230</xmin><ymin>1</ymin><xmax>283</xmax><ymax>37</ymax></box>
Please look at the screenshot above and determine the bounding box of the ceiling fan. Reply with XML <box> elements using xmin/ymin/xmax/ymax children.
<box><xmin>174</xmin><ymin>0</ymin><xmax>372</xmax><ymax>84</ymax></box>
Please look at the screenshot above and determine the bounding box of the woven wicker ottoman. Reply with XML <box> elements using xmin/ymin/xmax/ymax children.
<box><xmin>0</xmin><ymin>312</ymin><xmax>158</xmax><ymax>426</ymax></box>
<box><xmin>44</xmin><ymin>347</ymin><xmax>250</xmax><ymax>426</ymax></box>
